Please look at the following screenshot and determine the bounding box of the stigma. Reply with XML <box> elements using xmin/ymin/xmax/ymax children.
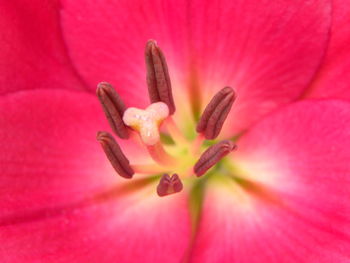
<box><xmin>96</xmin><ymin>40</ymin><xmax>237</xmax><ymax>197</ymax></box>
<box><xmin>123</xmin><ymin>102</ymin><xmax>169</xmax><ymax>146</ymax></box>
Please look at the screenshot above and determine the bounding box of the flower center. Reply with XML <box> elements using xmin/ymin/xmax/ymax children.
<box><xmin>96</xmin><ymin>40</ymin><xmax>237</xmax><ymax>197</ymax></box>
<box><xmin>123</xmin><ymin>102</ymin><xmax>169</xmax><ymax>146</ymax></box>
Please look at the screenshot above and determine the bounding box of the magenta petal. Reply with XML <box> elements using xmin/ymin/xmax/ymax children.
<box><xmin>193</xmin><ymin>0</ymin><xmax>332</xmax><ymax>136</ymax></box>
<box><xmin>0</xmin><ymin>0</ymin><xmax>85</xmax><ymax>94</ymax></box>
<box><xmin>61</xmin><ymin>0</ymin><xmax>331</xmax><ymax>135</ymax></box>
<box><xmin>60</xmin><ymin>0</ymin><xmax>190</xmax><ymax>107</ymax></box>
<box><xmin>306</xmin><ymin>0</ymin><xmax>350</xmax><ymax>99</ymax></box>
<box><xmin>1</xmin><ymin>190</ymin><xmax>191</xmax><ymax>263</ymax></box>
<box><xmin>1</xmin><ymin>191</ymin><xmax>191</xmax><ymax>263</ymax></box>
<box><xmin>191</xmin><ymin>100</ymin><xmax>350</xmax><ymax>263</ymax></box>
<box><xmin>0</xmin><ymin>89</ymin><xmax>138</xmax><ymax>217</ymax></box>
<box><xmin>0</xmin><ymin>90</ymin><xmax>191</xmax><ymax>262</ymax></box>
<box><xmin>186</xmin><ymin>0</ymin><xmax>331</xmax><ymax>137</ymax></box>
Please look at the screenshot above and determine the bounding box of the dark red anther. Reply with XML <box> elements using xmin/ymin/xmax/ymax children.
<box><xmin>194</xmin><ymin>140</ymin><xmax>236</xmax><ymax>177</ymax></box>
<box><xmin>96</xmin><ymin>82</ymin><xmax>129</xmax><ymax>139</ymax></box>
<box><xmin>97</xmin><ymin>131</ymin><xmax>134</xmax><ymax>179</ymax></box>
<box><xmin>196</xmin><ymin>87</ymin><xmax>236</xmax><ymax>139</ymax></box>
<box><xmin>145</xmin><ymin>40</ymin><xmax>176</xmax><ymax>115</ymax></box>
<box><xmin>157</xmin><ymin>174</ymin><xmax>183</xmax><ymax>197</ymax></box>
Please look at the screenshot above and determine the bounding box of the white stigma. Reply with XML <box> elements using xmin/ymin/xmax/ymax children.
<box><xmin>123</xmin><ymin>102</ymin><xmax>169</xmax><ymax>145</ymax></box>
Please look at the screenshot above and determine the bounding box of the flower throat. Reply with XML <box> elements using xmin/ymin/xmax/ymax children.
<box><xmin>96</xmin><ymin>40</ymin><xmax>237</xmax><ymax>197</ymax></box>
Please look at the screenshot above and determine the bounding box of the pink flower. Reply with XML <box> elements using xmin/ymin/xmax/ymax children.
<box><xmin>1</xmin><ymin>0</ymin><xmax>350</xmax><ymax>262</ymax></box>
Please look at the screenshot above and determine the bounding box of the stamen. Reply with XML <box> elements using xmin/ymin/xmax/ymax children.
<box><xmin>196</xmin><ymin>87</ymin><xmax>236</xmax><ymax>139</ymax></box>
<box><xmin>95</xmin><ymin>40</ymin><xmax>240</xmax><ymax>197</ymax></box>
<box><xmin>145</xmin><ymin>40</ymin><xmax>176</xmax><ymax>114</ymax></box>
<box><xmin>123</xmin><ymin>102</ymin><xmax>169</xmax><ymax>146</ymax></box>
<box><xmin>191</xmin><ymin>134</ymin><xmax>205</xmax><ymax>155</ymax></box>
<box><xmin>96</xmin><ymin>82</ymin><xmax>129</xmax><ymax>139</ymax></box>
<box><xmin>194</xmin><ymin>140</ymin><xmax>236</xmax><ymax>177</ymax></box>
<box><xmin>131</xmin><ymin>164</ymin><xmax>166</xmax><ymax>174</ymax></box>
<box><xmin>165</xmin><ymin>117</ymin><xmax>189</xmax><ymax>145</ymax></box>
<box><xmin>97</xmin><ymin>131</ymin><xmax>134</xmax><ymax>179</ymax></box>
<box><xmin>147</xmin><ymin>142</ymin><xmax>178</xmax><ymax>167</ymax></box>
<box><xmin>157</xmin><ymin>174</ymin><xmax>183</xmax><ymax>197</ymax></box>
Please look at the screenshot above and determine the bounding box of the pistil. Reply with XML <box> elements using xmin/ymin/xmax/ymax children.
<box><xmin>121</xmin><ymin>102</ymin><xmax>179</xmax><ymax>166</ymax></box>
<box><xmin>122</xmin><ymin>102</ymin><xmax>169</xmax><ymax>146</ymax></box>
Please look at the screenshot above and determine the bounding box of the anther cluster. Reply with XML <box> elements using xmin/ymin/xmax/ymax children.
<box><xmin>96</xmin><ymin>40</ymin><xmax>237</xmax><ymax>197</ymax></box>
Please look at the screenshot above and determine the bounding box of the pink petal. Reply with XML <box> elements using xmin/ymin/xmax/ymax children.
<box><xmin>60</xmin><ymin>0</ymin><xmax>331</xmax><ymax>135</ymax></box>
<box><xmin>60</xmin><ymin>0</ymin><xmax>190</xmax><ymax>108</ymax></box>
<box><xmin>187</xmin><ymin>0</ymin><xmax>332</xmax><ymax>136</ymax></box>
<box><xmin>305</xmin><ymin>0</ymin><xmax>350</xmax><ymax>99</ymax></box>
<box><xmin>0</xmin><ymin>0</ymin><xmax>85</xmax><ymax>94</ymax></box>
<box><xmin>1</xmin><ymin>189</ymin><xmax>191</xmax><ymax>263</ymax></box>
<box><xmin>190</xmin><ymin>100</ymin><xmax>350</xmax><ymax>263</ymax></box>
<box><xmin>0</xmin><ymin>90</ymin><xmax>191</xmax><ymax>262</ymax></box>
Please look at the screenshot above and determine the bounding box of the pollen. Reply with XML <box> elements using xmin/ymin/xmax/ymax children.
<box><xmin>122</xmin><ymin>102</ymin><xmax>169</xmax><ymax>145</ymax></box>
